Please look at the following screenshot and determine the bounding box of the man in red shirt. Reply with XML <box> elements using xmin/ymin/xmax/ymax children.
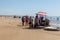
<box><xmin>25</xmin><ymin>16</ymin><xmax>29</xmax><ymax>26</ymax></box>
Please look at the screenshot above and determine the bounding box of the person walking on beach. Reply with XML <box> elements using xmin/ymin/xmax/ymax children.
<box><xmin>22</xmin><ymin>16</ymin><xmax>25</xmax><ymax>26</ymax></box>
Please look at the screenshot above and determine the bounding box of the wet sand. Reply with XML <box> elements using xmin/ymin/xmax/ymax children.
<box><xmin>0</xmin><ymin>16</ymin><xmax>60</xmax><ymax>40</ymax></box>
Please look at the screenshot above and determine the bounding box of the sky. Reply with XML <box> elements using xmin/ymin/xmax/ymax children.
<box><xmin>0</xmin><ymin>0</ymin><xmax>60</xmax><ymax>16</ymax></box>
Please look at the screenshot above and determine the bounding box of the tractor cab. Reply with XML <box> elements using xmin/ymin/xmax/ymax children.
<box><xmin>36</xmin><ymin>12</ymin><xmax>49</xmax><ymax>26</ymax></box>
<box><xmin>29</xmin><ymin>12</ymin><xmax>49</xmax><ymax>29</ymax></box>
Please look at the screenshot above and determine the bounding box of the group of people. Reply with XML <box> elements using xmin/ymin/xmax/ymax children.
<box><xmin>21</xmin><ymin>15</ymin><xmax>49</xmax><ymax>28</ymax></box>
<box><xmin>22</xmin><ymin>16</ymin><xmax>29</xmax><ymax>26</ymax></box>
<box><xmin>21</xmin><ymin>16</ymin><xmax>34</xmax><ymax>27</ymax></box>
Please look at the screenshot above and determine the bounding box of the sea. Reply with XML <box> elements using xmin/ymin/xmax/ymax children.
<box><xmin>48</xmin><ymin>16</ymin><xmax>60</xmax><ymax>27</ymax></box>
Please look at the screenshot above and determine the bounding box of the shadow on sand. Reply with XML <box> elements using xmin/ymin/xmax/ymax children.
<box><xmin>22</xmin><ymin>27</ymin><xmax>44</xmax><ymax>30</ymax></box>
<box><xmin>23</xmin><ymin>26</ymin><xmax>59</xmax><ymax>31</ymax></box>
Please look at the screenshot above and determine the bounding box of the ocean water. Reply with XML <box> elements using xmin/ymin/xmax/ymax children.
<box><xmin>48</xmin><ymin>16</ymin><xmax>60</xmax><ymax>26</ymax></box>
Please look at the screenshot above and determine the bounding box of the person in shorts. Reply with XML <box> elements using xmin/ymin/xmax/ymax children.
<box><xmin>34</xmin><ymin>15</ymin><xmax>40</xmax><ymax>28</ymax></box>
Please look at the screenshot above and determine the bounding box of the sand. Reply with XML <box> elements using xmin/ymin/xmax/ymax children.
<box><xmin>0</xmin><ymin>16</ymin><xmax>60</xmax><ymax>40</ymax></box>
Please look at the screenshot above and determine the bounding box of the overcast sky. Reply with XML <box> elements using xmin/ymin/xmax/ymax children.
<box><xmin>0</xmin><ymin>0</ymin><xmax>60</xmax><ymax>16</ymax></box>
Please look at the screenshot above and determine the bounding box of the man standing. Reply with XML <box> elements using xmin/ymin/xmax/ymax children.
<box><xmin>29</xmin><ymin>16</ymin><xmax>33</xmax><ymax>28</ymax></box>
<box><xmin>34</xmin><ymin>15</ymin><xmax>40</xmax><ymax>28</ymax></box>
<box><xmin>22</xmin><ymin>16</ymin><xmax>25</xmax><ymax>26</ymax></box>
<box><xmin>25</xmin><ymin>16</ymin><xmax>29</xmax><ymax>26</ymax></box>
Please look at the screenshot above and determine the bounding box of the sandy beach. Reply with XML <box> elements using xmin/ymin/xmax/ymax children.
<box><xmin>0</xmin><ymin>16</ymin><xmax>60</xmax><ymax>40</ymax></box>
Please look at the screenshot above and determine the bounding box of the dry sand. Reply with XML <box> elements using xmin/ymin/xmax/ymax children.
<box><xmin>0</xmin><ymin>16</ymin><xmax>60</xmax><ymax>40</ymax></box>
